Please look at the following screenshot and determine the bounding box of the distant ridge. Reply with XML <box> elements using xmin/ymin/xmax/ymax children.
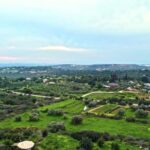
<box><xmin>0</xmin><ymin>64</ymin><xmax>150</xmax><ymax>71</ymax></box>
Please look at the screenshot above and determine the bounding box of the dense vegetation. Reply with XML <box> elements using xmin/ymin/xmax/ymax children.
<box><xmin>0</xmin><ymin>66</ymin><xmax>150</xmax><ymax>149</ymax></box>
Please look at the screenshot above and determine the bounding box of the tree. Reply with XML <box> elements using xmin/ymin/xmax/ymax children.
<box><xmin>71</xmin><ymin>115</ymin><xmax>83</xmax><ymax>125</ymax></box>
<box><xmin>48</xmin><ymin>121</ymin><xmax>65</xmax><ymax>133</ymax></box>
<box><xmin>97</xmin><ymin>137</ymin><xmax>104</xmax><ymax>148</ymax></box>
<box><xmin>29</xmin><ymin>112</ymin><xmax>39</xmax><ymax>121</ymax></box>
<box><xmin>135</xmin><ymin>109</ymin><xmax>148</xmax><ymax>118</ymax></box>
<box><xmin>141</xmin><ymin>76</ymin><xmax>149</xmax><ymax>83</ymax></box>
<box><xmin>15</xmin><ymin>116</ymin><xmax>22</xmax><ymax>122</ymax></box>
<box><xmin>42</xmin><ymin>129</ymin><xmax>48</xmax><ymax>137</ymax></box>
<box><xmin>80</xmin><ymin>137</ymin><xmax>93</xmax><ymax>150</ymax></box>
<box><xmin>111</xmin><ymin>143</ymin><xmax>120</xmax><ymax>150</ymax></box>
<box><xmin>22</xmin><ymin>87</ymin><xmax>32</xmax><ymax>94</ymax></box>
<box><xmin>117</xmin><ymin>109</ymin><xmax>125</xmax><ymax>118</ymax></box>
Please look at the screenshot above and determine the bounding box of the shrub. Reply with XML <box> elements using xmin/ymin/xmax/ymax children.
<box><xmin>117</xmin><ymin>109</ymin><xmax>125</xmax><ymax>118</ymax></box>
<box><xmin>41</xmin><ymin>108</ymin><xmax>48</xmax><ymax>113</ymax></box>
<box><xmin>29</xmin><ymin>112</ymin><xmax>39</xmax><ymax>121</ymax></box>
<box><xmin>88</xmin><ymin>101</ymin><xmax>97</xmax><ymax>107</ymax></box>
<box><xmin>63</xmin><ymin>114</ymin><xmax>68</xmax><ymax>120</ymax></box>
<box><xmin>111</xmin><ymin>142</ymin><xmax>120</xmax><ymax>150</ymax></box>
<box><xmin>71</xmin><ymin>131</ymin><xmax>100</xmax><ymax>142</ymax></box>
<box><xmin>15</xmin><ymin>116</ymin><xmax>22</xmax><ymax>122</ymax></box>
<box><xmin>97</xmin><ymin>137</ymin><xmax>104</xmax><ymax>148</ymax></box>
<box><xmin>47</xmin><ymin>109</ymin><xmax>64</xmax><ymax>116</ymax></box>
<box><xmin>80</xmin><ymin>137</ymin><xmax>93</xmax><ymax>150</ymax></box>
<box><xmin>42</xmin><ymin>129</ymin><xmax>48</xmax><ymax>137</ymax></box>
<box><xmin>47</xmin><ymin>121</ymin><xmax>65</xmax><ymax>133</ymax></box>
<box><xmin>126</xmin><ymin>117</ymin><xmax>136</xmax><ymax>122</ymax></box>
<box><xmin>103</xmin><ymin>132</ymin><xmax>110</xmax><ymax>141</ymax></box>
<box><xmin>71</xmin><ymin>115</ymin><xmax>83</xmax><ymax>125</ymax></box>
<box><xmin>135</xmin><ymin>109</ymin><xmax>148</xmax><ymax>118</ymax></box>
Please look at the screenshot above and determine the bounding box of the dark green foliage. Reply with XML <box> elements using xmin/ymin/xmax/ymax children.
<box><xmin>47</xmin><ymin>122</ymin><xmax>65</xmax><ymax>133</ymax></box>
<box><xmin>21</xmin><ymin>87</ymin><xmax>32</xmax><ymax>94</ymax></box>
<box><xmin>14</xmin><ymin>116</ymin><xmax>22</xmax><ymax>122</ymax></box>
<box><xmin>29</xmin><ymin>111</ymin><xmax>40</xmax><ymax>121</ymax></box>
<box><xmin>71</xmin><ymin>131</ymin><xmax>100</xmax><ymax>142</ymax></box>
<box><xmin>135</xmin><ymin>109</ymin><xmax>148</xmax><ymax>118</ymax></box>
<box><xmin>42</xmin><ymin>129</ymin><xmax>48</xmax><ymax>137</ymax></box>
<box><xmin>126</xmin><ymin>117</ymin><xmax>136</xmax><ymax>122</ymax></box>
<box><xmin>47</xmin><ymin>109</ymin><xmax>64</xmax><ymax>116</ymax></box>
<box><xmin>97</xmin><ymin>137</ymin><xmax>104</xmax><ymax>148</ymax></box>
<box><xmin>71</xmin><ymin>115</ymin><xmax>83</xmax><ymax>125</ymax></box>
<box><xmin>117</xmin><ymin>109</ymin><xmax>125</xmax><ymax>118</ymax></box>
<box><xmin>80</xmin><ymin>137</ymin><xmax>93</xmax><ymax>150</ymax></box>
<box><xmin>111</xmin><ymin>142</ymin><xmax>120</xmax><ymax>150</ymax></box>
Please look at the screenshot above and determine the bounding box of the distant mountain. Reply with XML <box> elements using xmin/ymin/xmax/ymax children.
<box><xmin>0</xmin><ymin>64</ymin><xmax>150</xmax><ymax>71</ymax></box>
<box><xmin>52</xmin><ymin>64</ymin><xmax>150</xmax><ymax>71</ymax></box>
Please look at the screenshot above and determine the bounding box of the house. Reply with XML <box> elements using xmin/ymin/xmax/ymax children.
<box><xmin>108</xmin><ymin>83</ymin><xmax>119</xmax><ymax>89</ymax></box>
<box><xmin>43</xmin><ymin>79</ymin><xmax>48</xmax><ymax>83</ymax></box>
<box><xmin>103</xmin><ymin>83</ymin><xmax>119</xmax><ymax>89</ymax></box>
<box><xmin>49</xmin><ymin>81</ymin><xmax>56</xmax><ymax>85</ymax></box>
<box><xmin>26</xmin><ymin>78</ymin><xmax>31</xmax><ymax>81</ymax></box>
<box><xmin>144</xmin><ymin>83</ymin><xmax>150</xmax><ymax>90</ymax></box>
<box><xmin>126</xmin><ymin>87</ymin><xmax>137</xmax><ymax>92</ymax></box>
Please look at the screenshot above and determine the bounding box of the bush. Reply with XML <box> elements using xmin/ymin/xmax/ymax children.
<box><xmin>88</xmin><ymin>101</ymin><xmax>98</xmax><ymax>107</ymax></box>
<box><xmin>103</xmin><ymin>132</ymin><xmax>110</xmax><ymax>141</ymax></box>
<box><xmin>42</xmin><ymin>129</ymin><xmax>48</xmax><ymax>137</ymax></box>
<box><xmin>71</xmin><ymin>131</ymin><xmax>100</xmax><ymax>142</ymax></box>
<box><xmin>41</xmin><ymin>108</ymin><xmax>48</xmax><ymax>113</ymax></box>
<box><xmin>63</xmin><ymin>114</ymin><xmax>68</xmax><ymax>120</ymax></box>
<box><xmin>117</xmin><ymin>109</ymin><xmax>125</xmax><ymax>118</ymax></box>
<box><xmin>29</xmin><ymin>112</ymin><xmax>39</xmax><ymax>121</ymax></box>
<box><xmin>47</xmin><ymin>109</ymin><xmax>64</xmax><ymax>116</ymax></box>
<box><xmin>71</xmin><ymin>115</ymin><xmax>83</xmax><ymax>125</ymax></box>
<box><xmin>15</xmin><ymin>116</ymin><xmax>22</xmax><ymax>122</ymax></box>
<box><xmin>126</xmin><ymin>117</ymin><xmax>136</xmax><ymax>122</ymax></box>
<box><xmin>47</xmin><ymin>121</ymin><xmax>65</xmax><ymax>133</ymax></box>
<box><xmin>135</xmin><ymin>109</ymin><xmax>148</xmax><ymax>118</ymax></box>
<box><xmin>97</xmin><ymin>137</ymin><xmax>104</xmax><ymax>148</ymax></box>
<box><xmin>80</xmin><ymin>137</ymin><xmax>93</xmax><ymax>150</ymax></box>
<box><xmin>111</xmin><ymin>142</ymin><xmax>120</xmax><ymax>150</ymax></box>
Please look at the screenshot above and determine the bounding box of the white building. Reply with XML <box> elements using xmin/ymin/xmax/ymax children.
<box><xmin>144</xmin><ymin>83</ymin><xmax>150</xmax><ymax>90</ymax></box>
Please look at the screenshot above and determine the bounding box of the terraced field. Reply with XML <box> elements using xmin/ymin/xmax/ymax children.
<box><xmin>0</xmin><ymin>99</ymin><xmax>150</xmax><ymax>139</ymax></box>
<box><xmin>89</xmin><ymin>104</ymin><xmax>120</xmax><ymax>115</ymax></box>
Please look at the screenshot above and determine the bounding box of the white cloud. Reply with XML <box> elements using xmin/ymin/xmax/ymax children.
<box><xmin>38</xmin><ymin>45</ymin><xmax>87</xmax><ymax>52</ymax></box>
<box><xmin>0</xmin><ymin>56</ymin><xmax>19</xmax><ymax>61</ymax></box>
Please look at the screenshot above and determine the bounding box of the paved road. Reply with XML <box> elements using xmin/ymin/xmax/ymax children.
<box><xmin>11</xmin><ymin>91</ymin><xmax>52</xmax><ymax>99</ymax></box>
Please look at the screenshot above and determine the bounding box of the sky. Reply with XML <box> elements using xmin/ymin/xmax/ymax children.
<box><xmin>0</xmin><ymin>0</ymin><xmax>150</xmax><ymax>65</ymax></box>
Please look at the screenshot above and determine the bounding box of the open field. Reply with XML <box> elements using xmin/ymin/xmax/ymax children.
<box><xmin>37</xmin><ymin>133</ymin><xmax>141</xmax><ymax>150</ymax></box>
<box><xmin>85</xmin><ymin>91</ymin><xmax>150</xmax><ymax>100</ymax></box>
<box><xmin>0</xmin><ymin>99</ymin><xmax>150</xmax><ymax>139</ymax></box>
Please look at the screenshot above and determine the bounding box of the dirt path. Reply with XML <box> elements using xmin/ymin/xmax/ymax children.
<box><xmin>11</xmin><ymin>91</ymin><xmax>51</xmax><ymax>99</ymax></box>
<box><xmin>88</xmin><ymin>105</ymin><xmax>104</xmax><ymax>113</ymax></box>
<box><xmin>82</xmin><ymin>91</ymin><xmax>116</xmax><ymax>98</ymax></box>
<box><xmin>82</xmin><ymin>90</ymin><xmax>138</xmax><ymax>98</ymax></box>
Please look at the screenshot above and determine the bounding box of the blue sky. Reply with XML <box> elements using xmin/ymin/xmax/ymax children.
<box><xmin>0</xmin><ymin>0</ymin><xmax>150</xmax><ymax>64</ymax></box>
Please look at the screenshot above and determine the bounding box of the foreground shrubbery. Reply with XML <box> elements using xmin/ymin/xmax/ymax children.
<box><xmin>47</xmin><ymin>121</ymin><xmax>66</xmax><ymax>133</ymax></box>
<box><xmin>47</xmin><ymin>109</ymin><xmax>64</xmax><ymax>116</ymax></box>
<box><xmin>135</xmin><ymin>109</ymin><xmax>148</xmax><ymax>118</ymax></box>
<box><xmin>71</xmin><ymin>115</ymin><xmax>83</xmax><ymax>125</ymax></box>
<box><xmin>29</xmin><ymin>110</ymin><xmax>40</xmax><ymax>121</ymax></box>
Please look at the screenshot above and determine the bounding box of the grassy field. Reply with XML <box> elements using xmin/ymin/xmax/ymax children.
<box><xmin>86</xmin><ymin>91</ymin><xmax>150</xmax><ymax>100</ymax></box>
<box><xmin>37</xmin><ymin>134</ymin><xmax>79</xmax><ymax>150</ymax></box>
<box><xmin>90</xmin><ymin>104</ymin><xmax>119</xmax><ymax>115</ymax></box>
<box><xmin>86</xmin><ymin>92</ymin><xmax>138</xmax><ymax>100</ymax></box>
<box><xmin>0</xmin><ymin>99</ymin><xmax>150</xmax><ymax>139</ymax></box>
<box><xmin>36</xmin><ymin>133</ymin><xmax>140</xmax><ymax>150</ymax></box>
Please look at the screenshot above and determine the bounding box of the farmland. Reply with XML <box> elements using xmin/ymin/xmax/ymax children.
<box><xmin>0</xmin><ymin>67</ymin><xmax>150</xmax><ymax>149</ymax></box>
